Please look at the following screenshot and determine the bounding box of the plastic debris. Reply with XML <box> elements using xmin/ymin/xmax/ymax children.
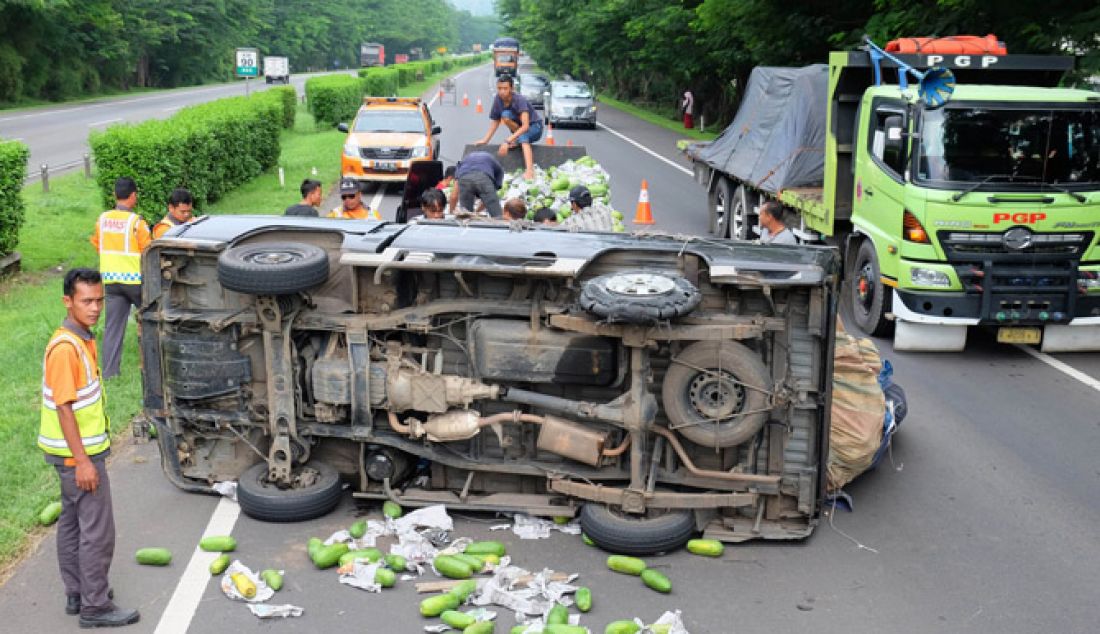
<box><xmin>510</xmin><ymin>514</ymin><xmax>582</xmax><ymax>540</ymax></box>
<box><xmin>471</xmin><ymin>565</ymin><xmax>579</xmax><ymax>619</ymax></box>
<box><xmin>338</xmin><ymin>561</ymin><xmax>383</xmax><ymax>593</ymax></box>
<box><xmin>219</xmin><ymin>561</ymin><xmax>274</xmax><ymax>603</ymax></box>
<box><xmin>646</xmin><ymin>610</ymin><xmax>690</xmax><ymax>634</ymax></box>
<box><xmin>247</xmin><ymin>604</ymin><xmax>304</xmax><ymax>619</ymax></box>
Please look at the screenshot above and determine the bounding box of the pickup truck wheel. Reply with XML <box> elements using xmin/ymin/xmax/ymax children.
<box><xmin>237</xmin><ymin>461</ymin><xmax>343</xmax><ymax>523</ymax></box>
<box><xmin>217</xmin><ymin>242</ymin><xmax>329</xmax><ymax>295</ymax></box>
<box><xmin>580</xmin><ymin>504</ymin><xmax>695</xmax><ymax>555</ymax></box>
<box><xmin>708</xmin><ymin>177</ymin><xmax>734</xmax><ymax>237</ymax></box>
<box><xmin>662</xmin><ymin>340</ymin><xmax>772</xmax><ymax>448</ymax></box>
<box><xmin>849</xmin><ymin>239</ymin><xmax>893</xmax><ymax>336</ymax></box>
<box><xmin>579</xmin><ymin>271</ymin><xmax>702</xmax><ymax>324</ymax></box>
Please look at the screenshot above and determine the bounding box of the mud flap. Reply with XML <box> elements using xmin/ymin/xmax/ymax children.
<box><xmin>1041</xmin><ymin>324</ymin><xmax>1100</xmax><ymax>352</ymax></box>
<box><xmin>893</xmin><ymin>319</ymin><xmax>968</xmax><ymax>351</ymax></box>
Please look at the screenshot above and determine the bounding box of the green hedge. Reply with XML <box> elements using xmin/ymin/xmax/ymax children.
<box><xmin>90</xmin><ymin>89</ymin><xmax>288</xmax><ymax>223</ymax></box>
<box><xmin>271</xmin><ymin>85</ymin><xmax>297</xmax><ymax>129</ymax></box>
<box><xmin>361</xmin><ymin>67</ymin><xmax>399</xmax><ymax>97</ymax></box>
<box><xmin>0</xmin><ymin>140</ymin><xmax>28</xmax><ymax>255</ymax></box>
<box><xmin>306</xmin><ymin>75</ymin><xmax>366</xmax><ymax>127</ymax></box>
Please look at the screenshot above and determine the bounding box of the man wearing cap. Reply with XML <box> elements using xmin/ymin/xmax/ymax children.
<box><xmin>328</xmin><ymin>178</ymin><xmax>381</xmax><ymax>220</ymax></box>
<box><xmin>568</xmin><ymin>185</ymin><xmax>593</xmax><ymax>215</ymax></box>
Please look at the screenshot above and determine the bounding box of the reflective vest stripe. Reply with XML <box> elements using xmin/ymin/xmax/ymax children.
<box><xmin>37</xmin><ymin>433</ymin><xmax>109</xmax><ymax>450</ymax></box>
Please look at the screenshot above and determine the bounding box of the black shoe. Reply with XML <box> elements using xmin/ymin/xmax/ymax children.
<box><xmin>78</xmin><ymin>606</ymin><xmax>139</xmax><ymax>628</ymax></box>
<box><xmin>66</xmin><ymin>589</ymin><xmax>115</xmax><ymax>616</ymax></box>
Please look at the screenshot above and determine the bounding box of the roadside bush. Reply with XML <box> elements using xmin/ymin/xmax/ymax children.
<box><xmin>271</xmin><ymin>85</ymin><xmax>297</xmax><ymax>129</ymax></box>
<box><xmin>90</xmin><ymin>90</ymin><xmax>285</xmax><ymax>223</ymax></box>
<box><xmin>0</xmin><ymin>140</ymin><xmax>28</xmax><ymax>255</ymax></box>
<box><xmin>362</xmin><ymin>67</ymin><xmax>399</xmax><ymax>97</ymax></box>
<box><xmin>306</xmin><ymin>75</ymin><xmax>363</xmax><ymax>127</ymax></box>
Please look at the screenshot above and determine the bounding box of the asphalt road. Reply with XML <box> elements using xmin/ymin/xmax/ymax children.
<box><xmin>0</xmin><ymin>70</ymin><xmax>356</xmax><ymax>180</ymax></box>
<box><xmin>2</xmin><ymin>62</ymin><xmax>1100</xmax><ymax>633</ymax></box>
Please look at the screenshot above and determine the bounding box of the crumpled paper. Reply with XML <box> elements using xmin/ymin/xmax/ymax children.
<box><xmin>641</xmin><ymin>610</ymin><xmax>689</xmax><ymax>634</ymax></box>
<box><xmin>508</xmin><ymin>514</ymin><xmax>582</xmax><ymax>540</ymax></box>
<box><xmin>388</xmin><ymin>506</ymin><xmax>457</xmax><ymax>571</ymax></box>
<box><xmin>471</xmin><ymin>565</ymin><xmax>578</xmax><ymax>618</ymax></box>
<box><xmin>247</xmin><ymin>604</ymin><xmax>304</xmax><ymax>619</ymax></box>
<box><xmin>338</xmin><ymin>561</ymin><xmax>382</xmax><ymax>592</ymax></box>
<box><xmin>211</xmin><ymin>481</ymin><xmax>237</xmax><ymax>502</ymax></box>
<box><xmin>219</xmin><ymin>561</ymin><xmax>274</xmax><ymax>603</ymax></box>
<box><xmin>424</xmin><ymin>609</ymin><xmax>498</xmax><ymax>632</ymax></box>
<box><xmin>394</xmin><ymin>504</ymin><xmax>454</xmax><ymax>533</ymax></box>
<box><xmin>323</xmin><ymin>524</ymin><xmax>386</xmax><ymax>549</ymax></box>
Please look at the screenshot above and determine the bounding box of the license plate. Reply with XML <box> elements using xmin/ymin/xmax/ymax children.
<box><xmin>373</xmin><ymin>161</ymin><xmax>397</xmax><ymax>172</ymax></box>
<box><xmin>997</xmin><ymin>327</ymin><xmax>1042</xmax><ymax>344</ymax></box>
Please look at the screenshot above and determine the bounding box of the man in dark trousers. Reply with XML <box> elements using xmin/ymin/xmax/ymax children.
<box><xmin>90</xmin><ymin>177</ymin><xmax>150</xmax><ymax>380</ymax></box>
<box><xmin>285</xmin><ymin>179</ymin><xmax>323</xmax><ymax>217</ymax></box>
<box><xmin>450</xmin><ymin>150</ymin><xmax>504</xmax><ymax>218</ymax></box>
<box><xmin>475</xmin><ymin>74</ymin><xmax>543</xmax><ymax>180</ymax></box>
<box><xmin>40</xmin><ymin>268</ymin><xmax>139</xmax><ymax>627</ymax></box>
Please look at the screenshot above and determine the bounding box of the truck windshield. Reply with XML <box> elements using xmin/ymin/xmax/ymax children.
<box><xmin>353</xmin><ymin>111</ymin><xmax>424</xmax><ymax>134</ymax></box>
<box><xmin>917</xmin><ymin>106</ymin><xmax>1100</xmax><ymax>188</ymax></box>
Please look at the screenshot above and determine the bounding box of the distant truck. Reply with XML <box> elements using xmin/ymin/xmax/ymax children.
<box><xmin>686</xmin><ymin>36</ymin><xmax>1100</xmax><ymax>353</ymax></box>
<box><xmin>263</xmin><ymin>55</ymin><xmax>289</xmax><ymax>84</ymax></box>
<box><xmin>361</xmin><ymin>43</ymin><xmax>385</xmax><ymax>67</ymax></box>
<box><xmin>492</xmin><ymin>37</ymin><xmax>519</xmax><ymax>77</ymax></box>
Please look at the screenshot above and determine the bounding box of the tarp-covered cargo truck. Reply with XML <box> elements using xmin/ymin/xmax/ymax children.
<box><xmin>687</xmin><ymin>42</ymin><xmax>1100</xmax><ymax>352</ymax></box>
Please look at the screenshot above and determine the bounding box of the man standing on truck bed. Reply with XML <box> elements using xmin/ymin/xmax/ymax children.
<box><xmin>40</xmin><ymin>268</ymin><xmax>139</xmax><ymax>628</ymax></box>
<box><xmin>328</xmin><ymin>178</ymin><xmax>380</xmax><ymax>220</ymax></box>
<box><xmin>90</xmin><ymin>177</ymin><xmax>151</xmax><ymax>380</ymax></box>
<box><xmin>476</xmin><ymin>74</ymin><xmax>543</xmax><ymax>180</ymax></box>
<box><xmin>451</xmin><ymin>150</ymin><xmax>504</xmax><ymax>218</ymax></box>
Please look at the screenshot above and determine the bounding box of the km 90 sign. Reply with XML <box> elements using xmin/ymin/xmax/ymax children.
<box><xmin>236</xmin><ymin>48</ymin><xmax>260</xmax><ymax>78</ymax></box>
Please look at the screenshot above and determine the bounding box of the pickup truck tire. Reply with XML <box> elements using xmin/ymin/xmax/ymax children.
<box><xmin>709</xmin><ymin>177</ymin><xmax>734</xmax><ymax>238</ymax></box>
<box><xmin>849</xmin><ymin>239</ymin><xmax>893</xmax><ymax>336</ymax></box>
<box><xmin>662</xmin><ymin>340</ymin><xmax>771</xmax><ymax>448</ymax></box>
<box><xmin>217</xmin><ymin>242</ymin><xmax>329</xmax><ymax>296</ymax></box>
<box><xmin>237</xmin><ymin>461</ymin><xmax>343</xmax><ymax>523</ymax></box>
<box><xmin>580</xmin><ymin>504</ymin><xmax>695</xmax><ymax>555</ymax></box>
<box><xmin>579</xmin><ymin>271</ymin><xmax>702</xmax><ymax>324</ymax></box>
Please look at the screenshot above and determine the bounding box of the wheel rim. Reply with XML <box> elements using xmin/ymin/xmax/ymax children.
<box><xmin>731</xmin><ymin>195</ymin><xmax>745</xmax><ymax>238</ymax></box>
<box><xmin>258</xmin><ymin>465</ymin><xmax>322</xmax><ymax>492</ymax></box>
<box><xmin>246</xmin><ymin>250</ymin><xmax>304</xmax><ymax>266</ymax></box>
<box><xmin>605</xmin><ymin>273</ymin><xmax>676</xmax><ymax>296</ymax></box>
<box><xmin>714</xmin><ymin>189</ymin><xmax>727</xmax><ymax>235</ymax></box>
<box><xmin>855</xmin><ymin>259</ymin><xmax>876</xmax><ymax>316</ymax></box>
<box><xmin>687</xmin><ymin>369</ymin><xmax>746</xmax><ymax>420</ymax></box>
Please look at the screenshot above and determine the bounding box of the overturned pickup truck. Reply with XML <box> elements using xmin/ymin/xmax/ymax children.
<box><xmin>140</xmin><ymin>216</ymin><xmax>839</xmax><ymax>553</ymax></box>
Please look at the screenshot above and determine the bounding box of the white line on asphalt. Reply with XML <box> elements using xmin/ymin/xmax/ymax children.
<box><xmin>370</xmin><ymin>184</ymin><xmax>387</xmax><ymax>217</ymax></box>
<box><xmin>595</xmin><ymin>122</ymin><xmax>693</xmax><ymax>177</ymax></box>
<box><xmin>88</xmin><ymin>118</ymin><xmax>121</xmax><ymax>127</ymax></box>
<box><xmin>1015</xmin><ymin>344</ymin><xmax>1100</xmax><ymax>394</ymax></box>
<box><xmin>153</xmin><ymin>497</ymin><xmax>241</xmax><ymax>634</ymax></box>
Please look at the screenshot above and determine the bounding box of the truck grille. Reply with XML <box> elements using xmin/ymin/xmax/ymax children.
<box><xmin>938</xmin><ymin>230</ymin><xmax>1091</xmax><ymax>262</ymax></box>
<box><xmin>360</xmin><ymin>147</ymin><xmax>412</xmax><ymax>160</ymax></box>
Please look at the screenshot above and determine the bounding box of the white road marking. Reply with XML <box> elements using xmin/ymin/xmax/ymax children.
<box><xmin>595</xmin><ymin>121</ymin><xmax>693</xmax><ymax>177</ymax></box>
<box><xmin>370</xmin><ymin>184</ymin><xmax>387</xmax><ymax>217</ymax></box>
<box><xmin>1015</xmin><ymin>344</ymin><xmax>1100</xmax><ymax>394</ymax></box>
<box><xmin>88</xmin><ymin>118</ymin><xmax>121</xmax><ymax>127</ymax></box>
<box><xmin>153</xmin><ymin>497</ymin><xmax>241</xmax><ymax>634</ymax></box>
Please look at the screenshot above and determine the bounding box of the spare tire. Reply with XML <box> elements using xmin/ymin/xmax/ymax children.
<box><xmin>217</xmin><ymin>242</ymin><xmax>329</xmax><ymax>295</ymax></box>
<box><xmin>662</xmin><ymin>340</ymin><xmax>772</xmax><ymax>448</ymax></box>
<box><xmin>579</xmin><ymin>271</ymin><xmax>701</xmax><ymax>324</ymax></box>
<box><xmin>237</xmin><ymin>461</ymin><xmax>343</xmax><ymax>523</ymax></box>
<box><xmin>580</xmin><ymin>504</ymin><xmax>696</xmax><ymax>555</ymax></box>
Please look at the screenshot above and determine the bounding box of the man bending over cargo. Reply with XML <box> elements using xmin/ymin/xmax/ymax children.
<box><xmin>476</xmin><ymin>74</ymin><xmax>543</xmax><ymax>180</ymax></box>
<box><xmin>451</xmin><ymin>151</ymin><xmax>504</xmax><ymax>218</ymax></box>
<box><xmin>759</xmin><ymin>201</ymin><xmax>797</xmax><ymax>245</ymax></box>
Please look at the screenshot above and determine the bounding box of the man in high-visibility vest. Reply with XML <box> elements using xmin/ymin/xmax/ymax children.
<box><xmin>151</xmin><ymin>188</ymin><xmax>194</xmax><ymax>239</ymax></box>
<box><xmin>327</xmin><ymin>178</ymin><xmax>381</xmax><ymax>220</ymax></box>
<box><xmin>90</xmin><ymin>177</ymin><xmax>151</xmax><ymax>380</ymax></box>
<box><xmin>41</xmin><ymin>268</ymin><xmax>139</xmax><ymax>627</ymax></box>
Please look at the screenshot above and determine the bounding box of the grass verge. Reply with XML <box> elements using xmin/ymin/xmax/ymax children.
<box><xmin>596</xmin><ymin>95</ymin><xmax>719</xmax><ymax>141</ymax></box>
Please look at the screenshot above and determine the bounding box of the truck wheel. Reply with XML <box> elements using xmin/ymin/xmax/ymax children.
<box><xmin>217</xmin><ymin>242</ymin><xmax>329</xmax><ymax>295</ymax></box>
<box><xmin>580</xmin><ymin>504</ymin><xmax>696</xmax><ymax>555</ymax></box>
<box><xmin>662</xmin><ymin>340</ymin><xmax>772</xmax><ymax>448</ymax></box>
<box><xmin>237</xmin><ymin>461</ymin><xmax>343</xmax><ymax>523</ymax></box>
<box><xmin>730</xmin><ymin>185</ymin><xmax>755</xmax><ymax>241</ymax></box>
<box><xmin>708</xmin><ymin>177</ymin><xmax>734</xmax><ymax>237</ymax></box>
<box><xmin>849</xmin><ymin>239</ymin><xmax>893</xmax><ymax>336</ymax></box>
<box><xmin>579</xmin><ymin>271</ymin><xmax>702</xmax><ymax>324</ymax></box>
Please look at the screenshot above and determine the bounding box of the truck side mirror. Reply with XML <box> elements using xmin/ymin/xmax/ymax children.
<box><xmin>883</xmin><ymin>114</ymin><xmax>907</xmax><ymax>174</ymax></box>
<box><xmin>337</xmin><ymin>123</ymin><xmax>349</xmax><ymax>133</ymax></box>
<box><xmin>432</xmin><ymin>125</ymin><xmax>442</xmax><ymax>135</ymax></box>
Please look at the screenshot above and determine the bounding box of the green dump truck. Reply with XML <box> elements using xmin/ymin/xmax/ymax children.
<box><xmin>687</xmin><ymin>42</ymin><xmax>1100</xmax><ymax>352</ymax></box>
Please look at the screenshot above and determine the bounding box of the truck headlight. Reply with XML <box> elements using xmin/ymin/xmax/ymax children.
<box><xmin>910</xmin><ymin>267</ymin><xmax>951</xmax><ymax>288</ymax></box>
<box><xmin>343</xmin><ymin>141</ymin><xmax>359</xmax><ymax>158</ymax></box>
<box><xmin>410</xmin><ymin>146</ymin><xmax>430</xmax><ymax>158</ymax></box>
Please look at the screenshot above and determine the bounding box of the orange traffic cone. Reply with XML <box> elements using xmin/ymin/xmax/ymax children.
<box><xmin>633</xmin><ymin>180</ymin><xmax>654</xmax><ymax>225</ymax></box>
<box><xmin>475</xmin><ymin>97</ymin><xmax>483</xmax><ymax>114</ymax></box>
<box><xmin>462</xmin><ymin>93</ymin><xmax>469</xmax><ymax>107</ymax></box>
<box><xmin>545</xmin><ymin>123</ymin><xmax>555</xmax><ymax>146</ymax></box>
<box><xmin>438</xmin><ymin>88</ymin><xmax>444</xmax><ymax>101</ymax></box>
<box><xmin>566</xmin><ymin>139</ymin><xmax>573</xmax><ymax>147</ymax></box>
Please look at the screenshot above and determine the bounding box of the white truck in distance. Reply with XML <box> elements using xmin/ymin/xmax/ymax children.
<box><xmin>264</xmin><ymin>56</ymin><xmax>289</xmax><ymax>84</ymax></box>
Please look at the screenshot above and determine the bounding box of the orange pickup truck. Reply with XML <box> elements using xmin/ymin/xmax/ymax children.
<box><xmin>338</xmin><ymin>97</ymin><xmax>442</xmax><ymax>184</ymax></box>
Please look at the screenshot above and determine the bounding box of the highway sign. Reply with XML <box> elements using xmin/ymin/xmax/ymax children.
<box><xmin>235</xmin><ymin>48</ymin><xmax>260</xmax><ymax>77</ymax></box>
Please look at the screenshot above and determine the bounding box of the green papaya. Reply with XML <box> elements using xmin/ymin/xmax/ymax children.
<box><xmin>199</xmin><ymin>535</ymin><xmax>236</xmax><ymax>552</ymax></box>
<box><xmin>135</xmin><ymin>547</ymin><xmax>172</xmax><ymax>566</ymax></box>
<box><xmin>38</xmin><ymin>501</ymin><xmax>62</xmax><ymax>526</ymax></box>
<box><xmin>349</xmin><ymin>519</ymin><xmax>367</xmax><ymax>538</ymax></box>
